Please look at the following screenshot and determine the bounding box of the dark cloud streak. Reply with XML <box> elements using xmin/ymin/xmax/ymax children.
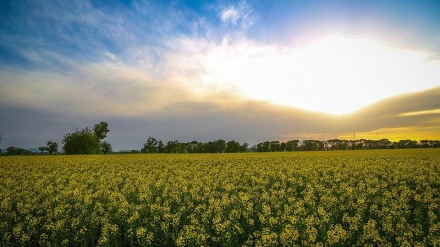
<box><xmin>1</xmin><ymin>87</ymin><xmax>440</xmax><ymax>150</ymax></box>
<box><xmin>346</xmin><ymin>87</ymin><xmax>440</xmax><ymax>131</ymax></box>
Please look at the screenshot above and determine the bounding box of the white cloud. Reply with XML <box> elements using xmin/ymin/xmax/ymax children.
<box><xmin>221</xmin><ymin>7</ymin><xmax>240</xmax><ymax>25</ymax></box>
<box><xmin>219</xmin><ymin>0</ymin><xmax>254</xmax><ymax>30</ymax></box>
<box><xmin>104</xmin><ymin>51</ymin><xmax>117</xmax><ymax>60</ymax></box>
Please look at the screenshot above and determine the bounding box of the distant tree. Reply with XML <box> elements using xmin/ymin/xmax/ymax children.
<box><xmin>6</xmin><ymin>146</ymin><xmax>31</xmax><ymax>155</ymax></box>
<box><xmin>93</xmin><ymin>122</ymin><xmax>110</xmax><ymax>141</ymax></box>
<box><xmin>397</xmin><ymin>139</ymin><xmax>418</xmax><ymax>149</ymax></box>
<box><xmin>301</xmin><ymin>140</ymin><xmax>313</xmax><ymax>151</ymax></box>
<box><xmin>7</xmin><ymin>146</ymin><xmax>16</xmax><ymax>155</ymax></box>
<box><xmin>263</xmin><ymin>141</ymin><xmax>270</xmax><ymax>152</ymax></box>
<box><xmin>326</xmin><ymin>139</ymin><xmax>339</xmax><ymax>151</ymax></box>
<box><xmin>420</xmin><ymin>140</ymin><xmax>440</xmax><ymax>148</ymax></box>
<box><xmin>338</xmin><ymin>140</ymin><xmax>349</xmax><ymax>150</ymax></box>
<box><xmin>179</xmin><ymin>142</ymin><xmax>190</xmax><ymax>153</ymax></box>
<box><xmin>100</xmin><ymin>141</ymin><xmax>112</xmax><ymax>154</ymax></box>
<box><xmin>317</xmin><ymin>140</ymin><xmax>325</xmax><ymax>151</ymax></box>
<box><xmin>165</xmin><ymin>140</ymin><xmax>180</xmax><ymax>153</ymax></box>
<box><xmin>158</xmin><ymin>141</ymin><xmax>164</xmax><ymax>153</ymax></box>
<box><xmin>254</xmin><ymin>142</ymin><xmax>261</xmax><ymax>152</ymax></box>
<box><xmin>196</xmin><ymin>139</ymin><xmax>223</xmax><ymax>153</ymax></box>
<box><xmin>226</xmin><ymin>140</ymin><xmax>240</xmax><ymax>153</ymax></box>
<box><xmin>280</xmin><ymin>142</ymin><xmax>286</xmax><ymax>152</ymax></box>
<box><xmin>142</xmin><ymin>136</ymin><xmax>159</xmax><ymax>153</ymax></box>
<box><xmin>63</xmin><ymin>127</ymin><xmax>100</xmax><ymax>154</ymax></box>
<box><xmin>354</xmin><ymin>140</ymin><xmax>364</xmax><ymax>150</ymax></box>
<box><xmin>256</xmin><ymin>143</ymin><xmax>262</xmax><ymax>152</ymax></box>
<box><xmin>215</xmin><ymin>139</ymin><xmax>226</xmax><ymax>153</ymax></box>
<box><xmin>285</xmin><ymin>140</ymin><xmax>299</xmax><ymax>151</ymax></box>
<box><xmin>301</xmin><ymin>140</ymin><xmax>324</xmax><ymax>151</ymax></box>
<box><xmin>92</xmin><ymin>122</ymin><xmax>112</xmax><ymax>154</ymax></box>
<box><xmin>0</xmin><ymin>133</ymin><xmax>2</xmax><ymax>154</ymax></box>
<box><xmin>189</xmin><ymin>141</ymin><xmax>200</xmax><ymax>153</ymax></box>
<box><xmin>270</xmin><ymin>141</ymin><xmax>281</xmax><ymax>152</ymax></box>
<box><xmin>46</xmin><ymin>141</ymin><xmax>58</xmax><ymax>155</ymax></box>
<box><xmin>207</xmin><ymin>141</ymin><xmax>216</xmax><ymax>153</ymax></box>
<box><xmin>240</xmin><ymin>142</ymin><xmax>249</xmax><ymax>152</ymax></box>
<box><xmin>223</xmin><ymin>140</ymin><xmax>248</xmax><ymax>153</ymax></box>
<box><xmin>378</xmin><ymin>139</ymin><xmax>392</xmax><ymax>149</ymax></box>
<box><xmin>202</xmin><ymin>140</ymin><xmax>220</xmax><ymax>153</ymax></box>
<box><xmin>196</xmin><ymin>142</ymin><xmax>207</xmax><ymax>153</ymax></box>
<box><xmin>38</xmin><ymin>146</ymin><xmax>46</xmax><ymax>155</ymax></box>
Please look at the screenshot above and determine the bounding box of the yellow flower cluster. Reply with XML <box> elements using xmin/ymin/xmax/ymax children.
<box><xmin>0</xmin><ymin>149</ymin><xmax>439</xmax><ymax>246</ymax></box>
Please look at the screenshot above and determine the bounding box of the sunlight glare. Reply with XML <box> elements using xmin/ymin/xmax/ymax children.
<box><xmin>199</xmin><ymin>35</ymin><xmax>440</xmax><ymax>115</ymax></box>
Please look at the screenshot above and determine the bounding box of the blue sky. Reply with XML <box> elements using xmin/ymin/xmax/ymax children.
<box><xmin>1</xmin><ymin>0</ymin><xmax>440</xmax><ymax>150</ymax></box>
<box><xmin>2</xmin><ymin>0</ymin><xmax>439</xmax><ymax>69</ymax></box>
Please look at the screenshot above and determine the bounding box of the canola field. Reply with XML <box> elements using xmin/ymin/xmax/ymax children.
<box><xmin>1</xmin><ymin>149</ymin><xmax>440</xmax><ymax>246</ymax></box>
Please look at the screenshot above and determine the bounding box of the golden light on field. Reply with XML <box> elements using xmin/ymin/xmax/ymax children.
<box><xmin>338</xmin><ymin>125</ymin><xmax>440</xmax><ymax>142</ymax></box>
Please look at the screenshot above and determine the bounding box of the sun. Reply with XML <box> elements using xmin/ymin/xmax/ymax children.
<box><xmin>247</xmin><ymin>34</ymin><xmax>438</xmax><ymax>115</ymax></box>
<box><xmin>267</xmin><ymin>34</ymin><xmax>401</xmax><ymax>115</ymax></box>
<box><xmin>198</xmin><ymin>34</ymin><xmax>440</xmax><ymax>115</ymax></box>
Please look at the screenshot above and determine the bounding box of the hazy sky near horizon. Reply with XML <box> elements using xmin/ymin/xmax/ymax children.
<box><xmin>1</xmin><ymin>0</ymin><xmax>440</xmax><ymax>150</ymax></box>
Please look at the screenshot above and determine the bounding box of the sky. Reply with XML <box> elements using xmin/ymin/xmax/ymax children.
<box><xmin>1</xmin><ymin>0</ymin><xmax>440</xmax><ymax>151</ymax></box>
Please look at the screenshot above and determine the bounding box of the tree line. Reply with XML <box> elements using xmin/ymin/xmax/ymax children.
<box><xmin>138</xmin><ymin>138</ymin><xmax>440</xmax><ymax>154</ymax></box>
<box><xmin>140</xmin><ymin>137</ymin><xmax>249</xmax><ymax>154</ymax></box>
<box><xmin>2</xmin><ymin>123</ymin><xmax>440</xmax><ymax>155</ymax></box>
<box><xmin>251</xmin><ymin>138</ymin><xmax>440</xmax><ymax>152</ymax></box>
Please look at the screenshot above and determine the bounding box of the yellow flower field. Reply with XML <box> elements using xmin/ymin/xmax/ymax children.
<box><xmin>1</xmin><ymin>149</ymin><xmax>440</xmax><ymax>246</ymax></box>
